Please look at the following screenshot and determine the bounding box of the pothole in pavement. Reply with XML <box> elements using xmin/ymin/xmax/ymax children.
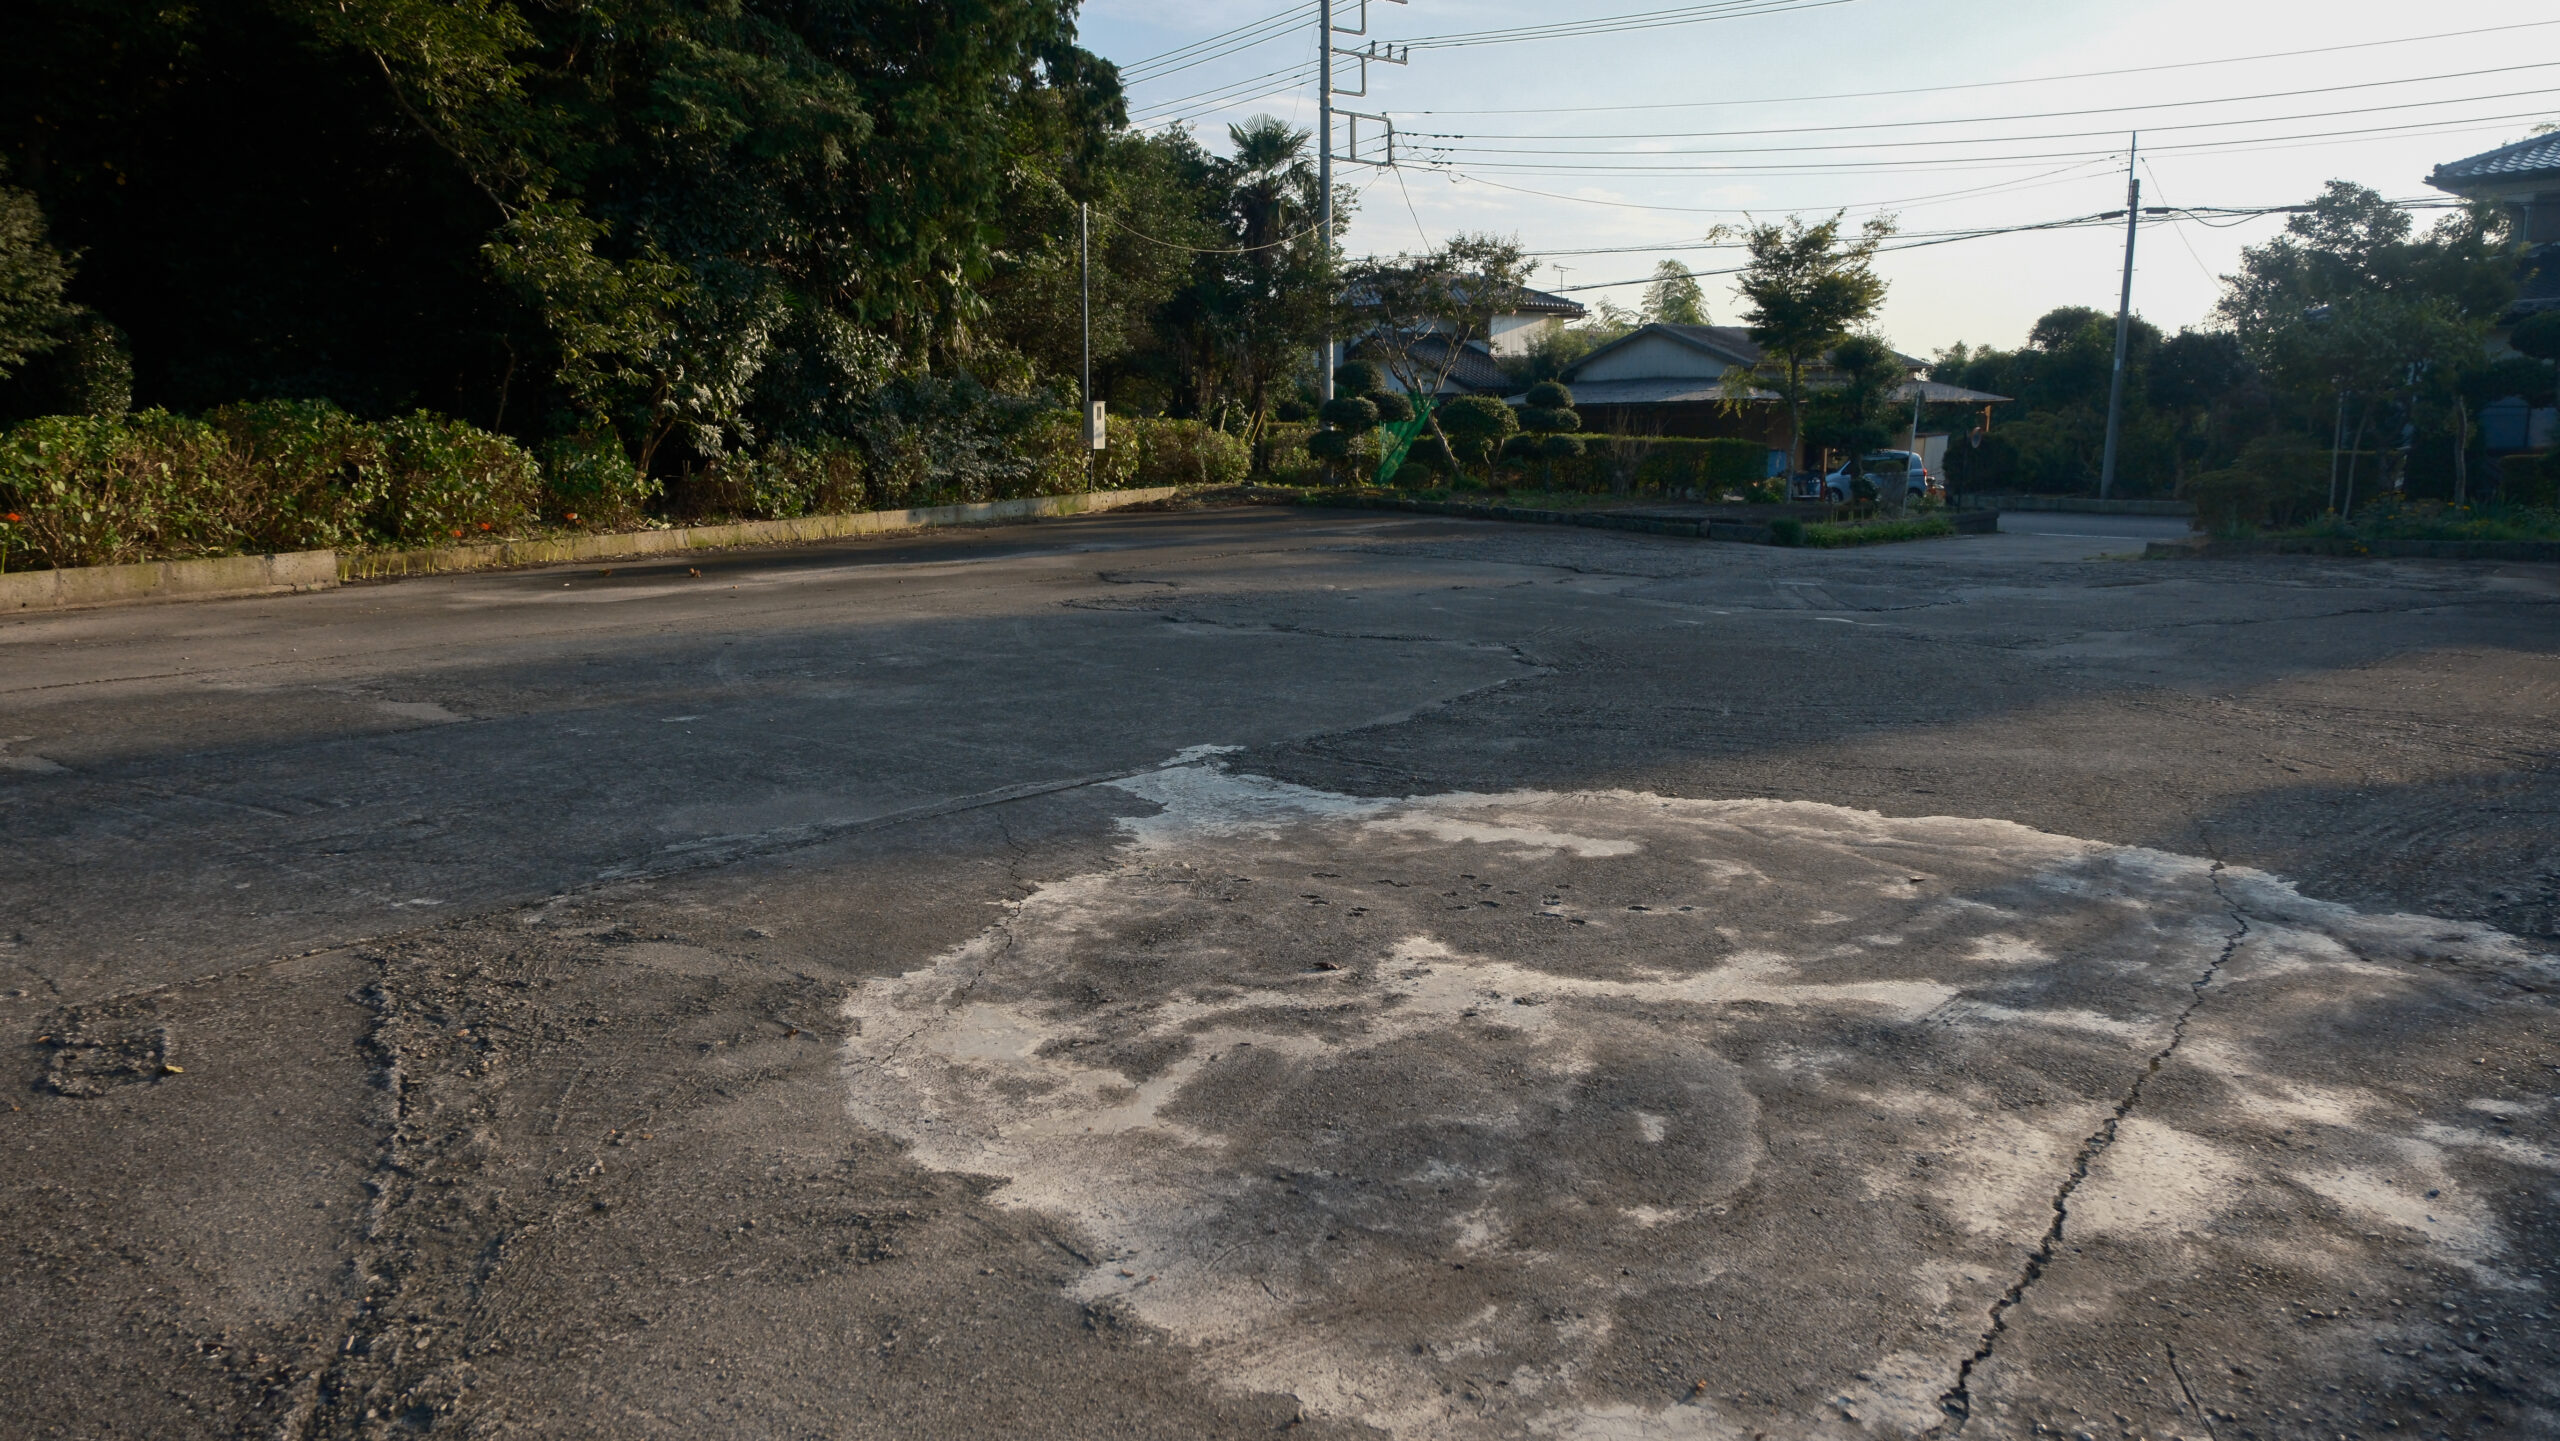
<box><xmin>842</xmin><ymin>761</ymin><xmax>2548</xmax><ymax>1440</ymax></box>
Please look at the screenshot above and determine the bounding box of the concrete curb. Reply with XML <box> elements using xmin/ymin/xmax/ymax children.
<box><xmin>0</xmin><ymin>487</ymin><xmax>1187</xmax><ymax>615</ymax></box>
<box><xmin>1</xmin><ymin>550</ymin><xmax>337</xmax><ymax>614</ymax></box>
<box><xmin>1966</xmin><ymin>494</ymin><xmax>2194</xmax><ymax>517</ymax></box>
<box><xmin>2145</xmin><ymin>535</ymin><xmax>2560</xmax><ymax>562</ymax></box>
<box><xmin>1307</xmin><ymin>492</ymin><xmax>1996</xmax><ymax>544</ymax></box>
<box><xmin>340</xmin><ymin>487</ymin><xmax>1185</xmax><ymax>581</ymax></box>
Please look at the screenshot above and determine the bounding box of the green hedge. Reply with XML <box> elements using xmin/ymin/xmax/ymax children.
<box><xmin>2183</xmin><ymin>437</ymin><xmax>2340</xmax><ymax>534</ymax></box>
<box><xmin>1397</xmin><ymin>433</ymin><xmax>1779</xmax><ymax>495</ymax></box>
<box><xmin>0</xmin><ymin>402</ymin><xmax>543</xmax><ymax>569</ymax></box>
<box><xmin>0</xmin><ymin>402</ymin><xmax>1250</xmax><ymax>572</ymax></box>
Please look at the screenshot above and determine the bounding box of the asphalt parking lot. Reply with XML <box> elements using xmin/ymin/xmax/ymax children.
<box><xmin>2</xmin><ymin>503</ymin><xmax>2553</xmax><ymax>1440</ymax></box>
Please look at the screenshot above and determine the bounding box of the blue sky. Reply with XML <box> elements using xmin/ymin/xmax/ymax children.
<box><xmin>1076</xmin><ymin>0</ymin><xmax>2560</xmax><ymax>356</ymax></box>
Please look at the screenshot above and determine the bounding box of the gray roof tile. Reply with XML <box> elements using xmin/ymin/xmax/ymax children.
<box><xmin>2430</xmin><ymin>132</ymin><xmax>2560</xmax><ymax>189</ymax></box>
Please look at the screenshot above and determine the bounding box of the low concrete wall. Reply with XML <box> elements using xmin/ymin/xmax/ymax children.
<box><xmin>342</xmin><ymin>487</ymin><xmax>1185</xmax><ymax>581</ymax></box>
<box><xmin>1</xmin><ymin>488</ymin><xmax>1186</xmax><ymax>615</ymax></box>
<box><xmin>1</xmin><ymin>550</ymin><xmax>337</xmax><ymax>614</ymax></box>
<box><xmin>1966</xmin><ymin>494</ymin><xmax>2194</xmax><ymax>517</ymax></box>
<box><xmin>2146</xmin><ymin>535</ymin><xmax>2560</xmax><ymax>562</ymax></box>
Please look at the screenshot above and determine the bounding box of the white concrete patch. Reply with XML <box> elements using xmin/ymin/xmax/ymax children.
<box><xmin>2072</xmin><ymin>1118</ymin><xmax>2255</xmax><ymax>1239</ymax></box>
<box><xmin>837</xmin><ymin>760</ymin><xmax>2545</xmax><ymax>1438</ymax></box>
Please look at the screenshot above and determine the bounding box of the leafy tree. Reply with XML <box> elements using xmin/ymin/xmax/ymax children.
<box><xmin>1511</xmin><ymin>380</ymin><xmax>1582</xmax><ymax>486</ymax></box>
<box><xmin>1640</xmin><ymin>261</ymin><xmax>1707</xmax><ymax>326</ymax></box>
<box><xmin>1802</xmin><ymin>334</ymin><xmax>1906</xmax><ymax>507</ymax></box>
<box><xmin>1346</xmin><ymin>235</ymin><xmax>1536</xmax><ymax>466</ymax></box>
<box><xmin>1437</xmin><ymin>394</ymin><xmax>1517</xmax><ymax>483</ymax></box>
<box><xmin>1506</xmin><ymin>299</ymin><xmax>1637</xmax><ymax>385</ymax></box>
<box><xmin>2148</xmin><ymin>329</ymin><xmax>2251</xmax><ymax>488</ymax></box>
<box><xmin>1212</xmin><ymin>117</ymin><xmax>1336</xmax><ymax>463</ymax></box>
<box><xmin>981</xmin><ymin>128</ymin><xmax>1217</xmax><ymax>412</ymax></box>
<box><xmin>0</xmin><ymin>177</ymin><xmax>73</xmax><ymax>382</ymax></box>
<box><xmin>2509</xmin><ymin>310</ymin><xmax>2560</xmax><ymax>429</ymax></box>
<box><xmin>1</xmin><ymin>0</ymin><xmax>1122</xmax><ymax>472</ymax></box>
<box><xmin>1725</xmin><ymin>212</ymin><xmax>1893</xmax><ymax>472</ymax></box>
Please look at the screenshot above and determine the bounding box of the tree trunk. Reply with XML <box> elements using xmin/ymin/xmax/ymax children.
<box><xmin>2341</xmin><ymin>402</ymin><xmax>2370</xmax><ymax>519</ymax></box>
<box><xmin>2454</xmin><ymin>396</ymin><xmax>2470</xmax><ymax>507</ymax></box>
<box><xmin>1245</xmin><ymin>370</ymin><xmax>1271</xmax><ymax>476</ymax></box>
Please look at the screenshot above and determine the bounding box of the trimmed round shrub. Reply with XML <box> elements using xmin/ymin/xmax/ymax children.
<box><xmin>1319</xmin><ymin>396</ymin><xmax>1380</xmax><ymax>431</ymax></box>
<box><xmin>1517</xmin><ymin>406</ymin><xmax>1580</xmax><ymax>434</ymax></box>
<box><xmin>1537</xmin><ymin>433</ymin><xmax>1585</xmax><ymax>461</ymax></box>
<box><xmin>1369</xmin><ymin>390</ymin><xmax>1414</xmax><ymax>424</ymax></box>
<box><xmin>1334</xmin><ymin>361</ymin><xmax>1387</xmax><ymax>396</ymax></box>
<box><xmin>1525</xmin><ymin>381</ymin><xmax>1574</xmax><ymax>411</ymax></box>
<box><xmin>1304</xmin><ymin>429</ymin><xmax>1356</xmax><ymax>462</ymax></box>
<box><xmin>1438</xmin><ymin>395</ymin><xmax>1519</xmax><ymax>470</ymax></box>
<box><xmin>1403</xmin><ymin>436</ymin><xmax>1456</xmax><ymax>476</ymax></box>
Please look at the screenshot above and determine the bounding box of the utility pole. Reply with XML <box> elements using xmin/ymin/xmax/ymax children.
<box><xmin>1081</xmin><ymin>200</ymin><xmax>1094</xmax><ymax>490</ymax></box>
<box><xmin>1319</xmin><ymin>0</ymin><xmax>1406</xmax><ymax>404</ymax></box>
<box><xmin>2097</xmin><ymin>135</ymin><xmax>2139</xmax><ymax>500</ymax></box>
<box><xmin>1319</xmin><ymin>0</ymin><xmax>1333</xmax><ymax>403</ymax></box>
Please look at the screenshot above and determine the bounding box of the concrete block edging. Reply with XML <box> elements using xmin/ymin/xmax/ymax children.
<box><xmin>1</xmin><ymin>549</ymin><xmax>337</xmax><ymax>614</ymax></box>
<box><xmin>1</xmin><ymin>487</ymin><xmax>1183</xmax><ymax>614</ymax></box>
<box><xmin>340</xmin><ymin>486</ymin><xmax>1185</xmax><ymax>581</ymax></box>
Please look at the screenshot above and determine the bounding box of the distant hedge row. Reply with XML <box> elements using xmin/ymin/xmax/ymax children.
<box><xmin>1403</xmin><ymin>434</ymin><xmax>1778</xmax><ymax>495</ymax></box>
<box><xmin>0</xmin><ymin>403</ymin><xmax>1248</xmax><ymax>572</ymax></box>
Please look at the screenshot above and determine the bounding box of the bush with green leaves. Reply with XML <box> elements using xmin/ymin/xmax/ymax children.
<box><xmin>542</xmin><ymin>431</ymin><xmax>663</xmax><ymax>528</ymax></box>
<box><xmin>1698</xmin><ymin>437</ymin><xmax>1769</xmax><ymax>494</ymax></box>
<box><xmin>1130</xmin><ymin>418</ymin><xmax>1251</xmax><ymax>488</ymax></box>
<box><xmin>2184</xmin><ymin>436</ymin><xmax>2335</xmax><ymax>534</ymax></box>
<box><xmin>1320</xmin><ymin>396</ymin><xmax>1381</xmax><ymax>432</ymax></box>
<box><xmin>375</xmin><ymin>413</ymin><xmax>544</xmax><ymax>544</ymax></box>
<box><xmin>1438</xmin><ymin>395</ymin><xmax>1519</xmax><ymax>478</ymax></box>
<box><xmin>2504</xmin><ymin>449</ymin><xmax>2558</xmax><ymax>508</ymax></box>
<box><xmin>0</xmin><ymin>410</ymin><xmax>226</xmax><ymax>568</ymax></box>
<box><xmin>0</xmin><ymin>402</ymin><xmax>544</xmax><ymax>568</ymax></box>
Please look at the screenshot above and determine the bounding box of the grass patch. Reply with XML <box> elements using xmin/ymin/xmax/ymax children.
<box><xmin>2268</xmin><ymin>501</ymin><xmax>2560</xmax><ymax>544</ymax></box>
<box><xmin>1792</xmin><ymin>515</ymin><xmax>1957</xmax><ymax>547</ymax></box>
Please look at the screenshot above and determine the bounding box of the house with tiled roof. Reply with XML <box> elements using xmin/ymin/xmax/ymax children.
<box><xmin>1347</xmin><ymin>284</ymin><xmax>1586</xmax><ymax>396</ymax></box>
<box><xmin>2428</xmin><ymin>130</ymin><xmax>2560</xmax><ymax>451</ymax></box>
<box><xmin>1552</xmin><ymin>322</ymin><xmax>2007</xmax><ymax>475</ymax></box>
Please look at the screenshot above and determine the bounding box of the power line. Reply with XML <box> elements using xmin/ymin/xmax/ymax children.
<box><xmin>1117</xmin><ymin>4</ymin><xmax>1304</xmax><ymax>80</ymax></box>
<box><xmin>1413</xmin><ymin>85</ymin><xmax>2560</xmax><ymax>158</ymax></box>
<box><xmin>1130</xmin><ymin>61</ymin><xmax>1320</xmax><ymax>125</ymax></box>
<box><xmin>1534</xmin><ymin>196</ymin><xmax>2469</xmax><ymax>295</ymax></box>
<box><xmin>1435</xmin><ymin>158</ymin><xmax>2124</xmax><ymax>218</ymax></box>
<box><xmin>1120</xmin><ymin>13</ymin><xmax>1308</xmax><ymax>87</ymax></box>
<box><xmin>1423</xmin><ymin>105</ymin><xmax>2560</xmax><ymax>174</ymax></box>
<box><xmin>1390</xmin><ymin>19</ymin><xmax>2560</xmax><ymax>115</ymax></box>
<box><xmin>1408</xmin><ymin>62</ymin><xmax>2560</xmax><ymax>143</ymax></box>
<box><xmin>1398</xmin><ymin>0</ymin><xmax>1862</xmax><ymax>50</ymax></box>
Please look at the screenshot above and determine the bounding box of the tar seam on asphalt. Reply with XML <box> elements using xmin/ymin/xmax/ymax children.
<box><xmin>1930</xmin><ymin>860</ymin><xmax>2253</xmax><ymax>1434</ymax></box>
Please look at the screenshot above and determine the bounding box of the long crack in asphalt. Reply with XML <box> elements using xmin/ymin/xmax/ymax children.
<box><xmin>1931</xmin><ymin>859</ymin><xmax>2255</xmax><ymax>1433</ymax></box>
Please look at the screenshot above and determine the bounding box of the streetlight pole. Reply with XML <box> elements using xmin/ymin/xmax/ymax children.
<box><xmin>2098</xmin><ymin>134</ymin><xmax>2140</xmax><ymax>500</ymax></box>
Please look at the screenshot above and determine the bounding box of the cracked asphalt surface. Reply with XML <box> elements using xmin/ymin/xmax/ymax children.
<box><xmin>2</xmin><ymin>503</ymin><xmax>2554</xmax><ymax>1439</ymax></box>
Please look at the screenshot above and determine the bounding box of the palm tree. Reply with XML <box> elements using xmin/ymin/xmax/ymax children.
<box><xmin>1216</xmin><ymin>117</ymin><xmax>1329</xmax><ymax>465</ymax></box>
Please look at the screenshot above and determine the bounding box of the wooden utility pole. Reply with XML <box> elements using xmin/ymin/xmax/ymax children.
<box><xmin>2098</xmin><ymin>136</ymin><xmax>2140</xmax><ymax>500</ymax></box>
